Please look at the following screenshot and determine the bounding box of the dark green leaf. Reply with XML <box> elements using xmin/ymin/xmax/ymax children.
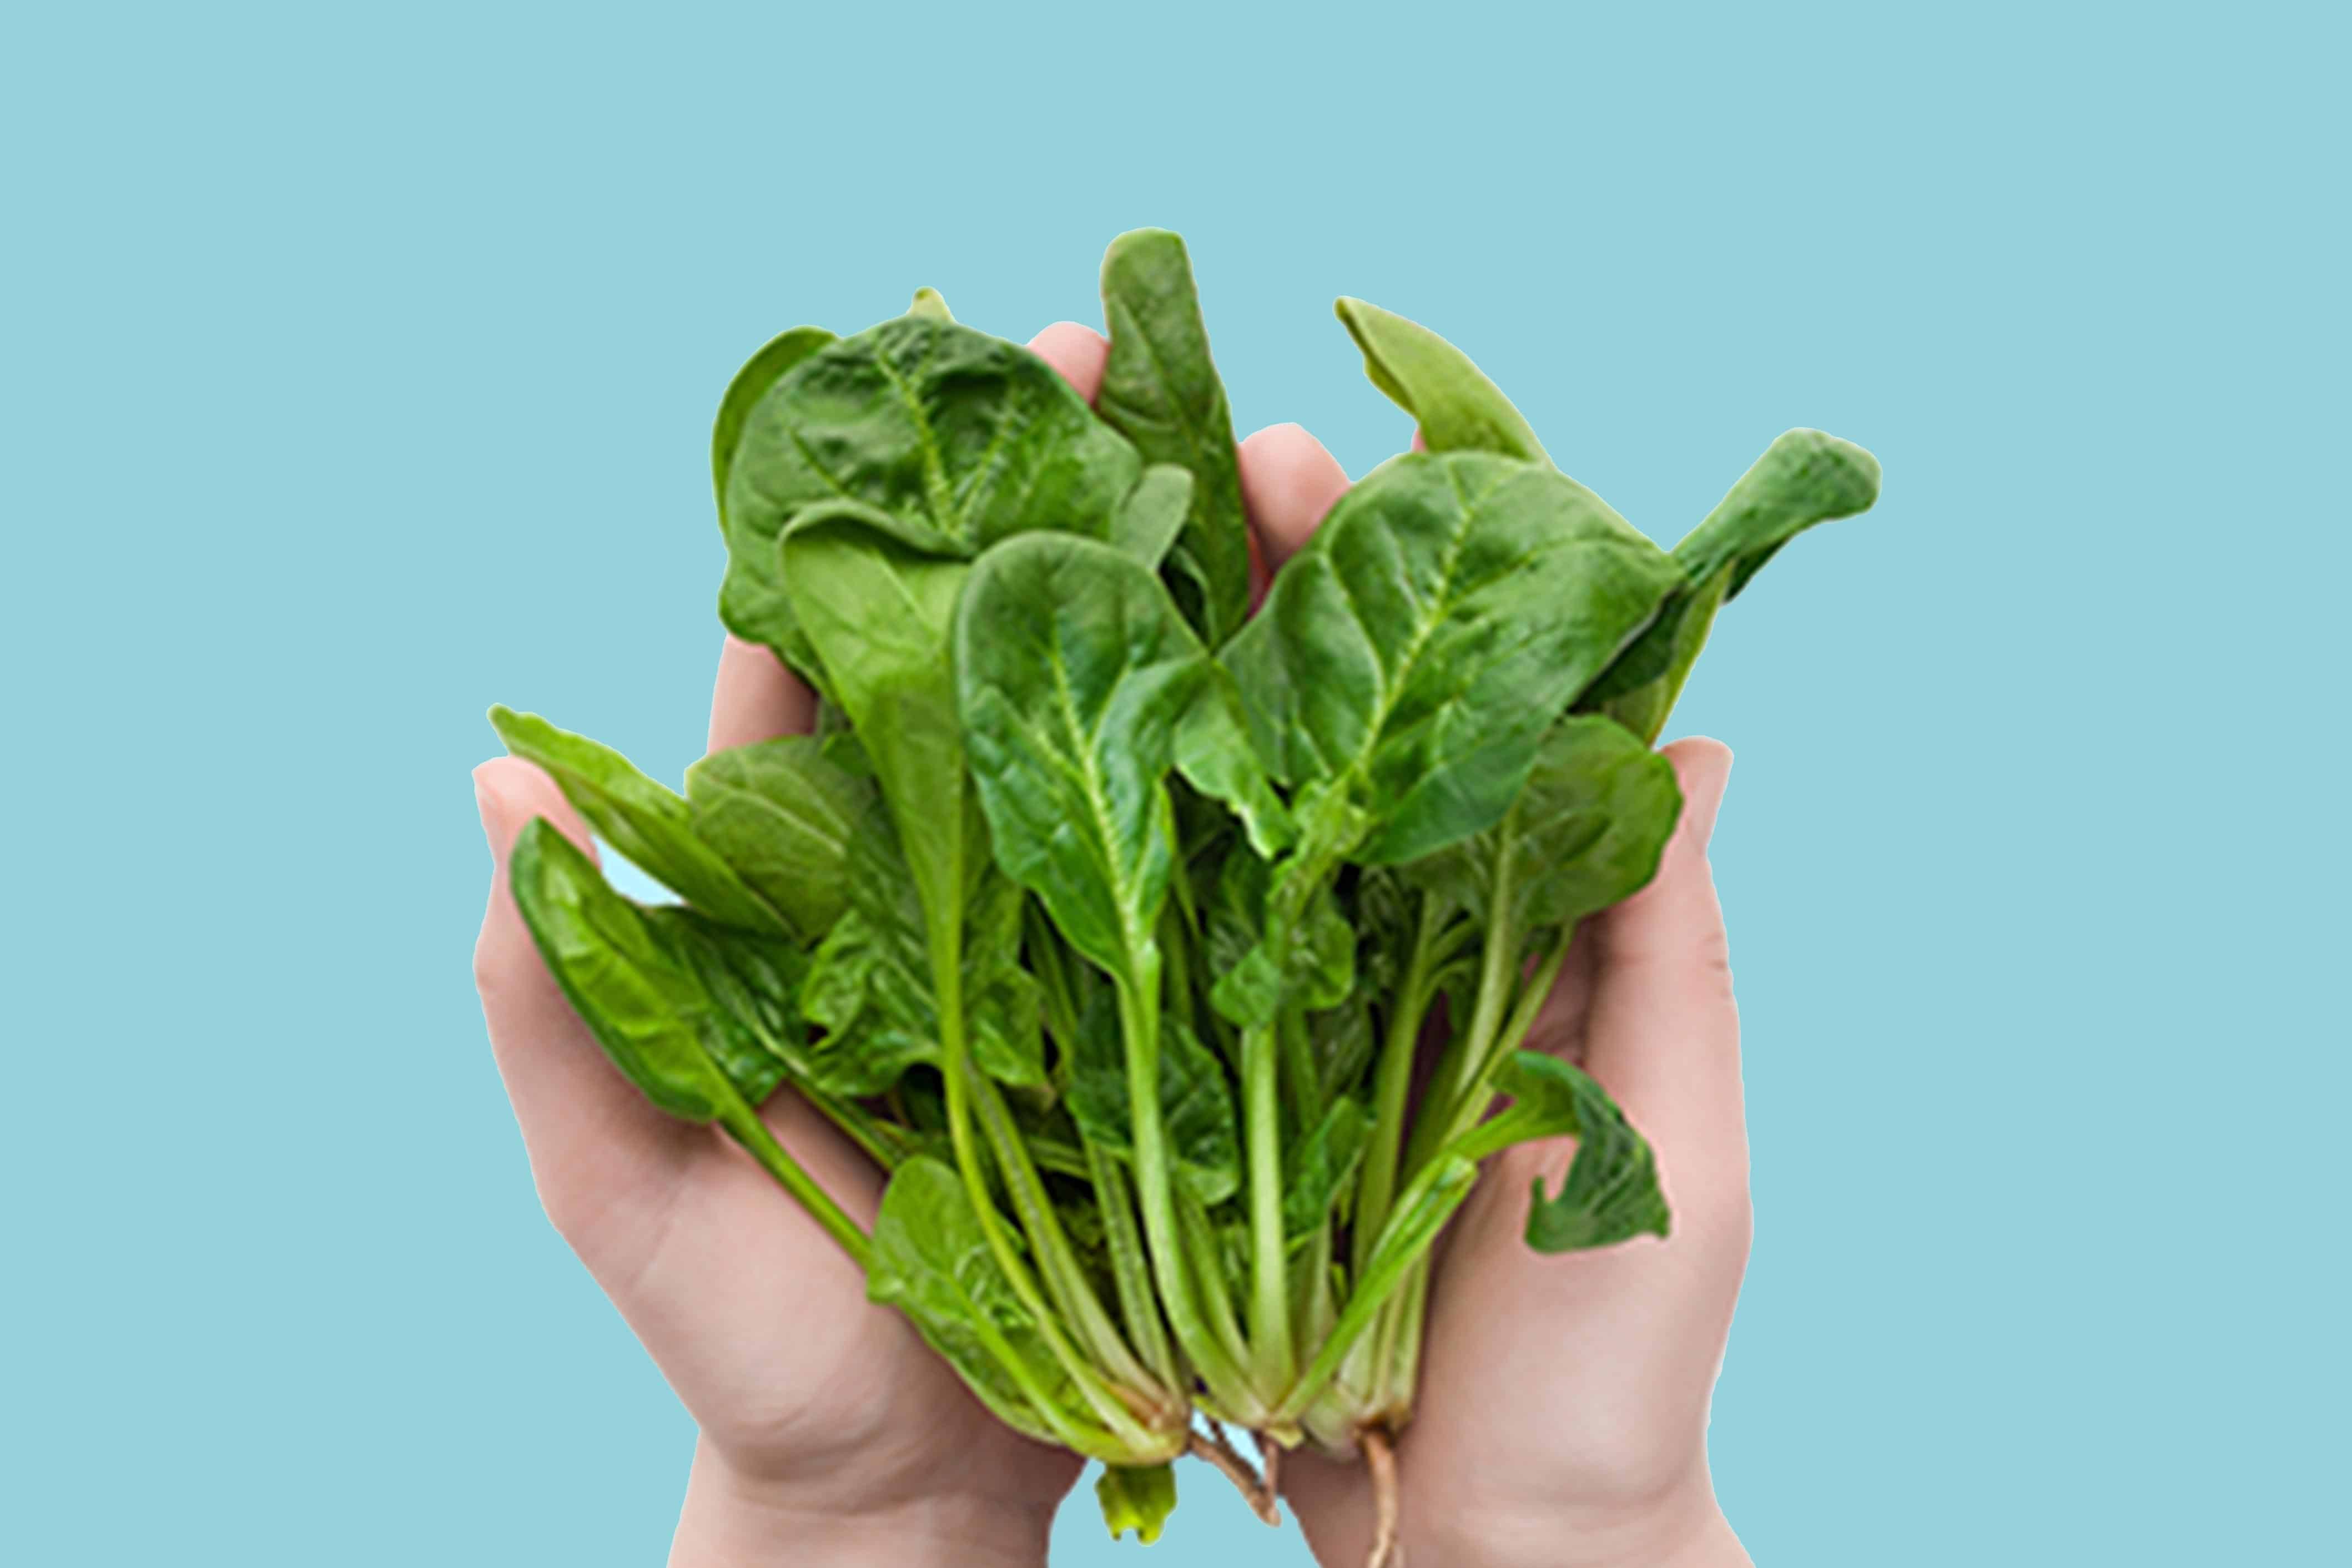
<box><xmin>1066</xmin><ymin>989</ymin><xmax>1241</xmax><ymax>1207</ymax></box>
<box><xmin>712</xmin><ymin>326</ymin><xmax>835</xmax><ymax>521</ymax></box>
<box><xmin>1097</xmin><ymin>228</ymin><xmax>1252</xmax><ymax>646</ymax></box>
<box><xmin>1408</xmin><ymin>715</ymin><xmax>1683</xmax><ymax>942</ymax></box>
<box><xmin>684</xmin><ymin>737</ymin><xmax>872</xmax><ymax>942</ymax></box>
<box><xmin>489</xmin><ymin>707</ymin><xmax>786</xmax><ymax>936</ymax></box>
<box><xmin>1095</xmin><ymin>1463</ymin><xmax>1178</xmax><ymax>1545</ymax></box>
<box><xmin>1484</xmin><ymin>1053</ymin><xmax>1672</xmax><ymax>1253</ymax></box>
<box><xmin>1335</xmin><ymin>297</ymin><xmax>1548</xmax><ymax>465</ymax></box>
<box><xmin>642</xmin><ymin>905</ymin><xmax>803</xmax><ymax>1105</ymax></box>
<box><xmin>1220</xmin><ymin>452</ymin><xmax>1680</xmax><ymax>866</ymax></box>
<box><xmin>722</xmin><ymin>315</ymin><xmax>1140</xmax><ymax>655</ymax></box>
<box><xmin>1586</xmin><ymin>428</ymin><xmax>1881</xmax><ymax>740</ymax></box>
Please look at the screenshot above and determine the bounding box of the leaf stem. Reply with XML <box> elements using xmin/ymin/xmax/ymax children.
<box><xmin>713</xmin><ymin>1097</ymin><xmax>872</xmax><ymax>1272</ymax></box>
<box><xmin>1352</xmin><ymin>896</ymin><xmax>1446</xmax><ymax>1278</ymax></box>
<box><xmin>1086</xmin><ymin>1140</ymin><xmax>1179</xmax><ymax>1390</ymax></box>
<box><xmin>1241</xmin><ymin>1015</ymin><xmax>1295</xmax><ymax>1396</ymax></box>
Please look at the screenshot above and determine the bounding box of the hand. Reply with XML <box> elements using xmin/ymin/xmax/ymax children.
<box><xmin>469</xmin><ymin>322</ymin><xmax>1360</xmax><ymax>1566</ymax></box>
<box><xmin>1251</xmin><ymin>440</ymin><xmax>1756</xmax><ymax>1568</ymax></box>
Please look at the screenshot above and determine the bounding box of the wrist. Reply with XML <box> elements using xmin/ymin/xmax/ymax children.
<box><xmin>669</xmin><ymin>1440</ymin><xmax>1054</xmax><ymax>1568</ymax></box>
<box><xmin>1402</xmin><ymin>1468</ymin><xmax>1749</xmax><ymax>1568</ymax></box>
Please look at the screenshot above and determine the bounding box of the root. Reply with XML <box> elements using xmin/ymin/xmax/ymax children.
<box><xmin>1362</xmin><ymin>1425</ymin><xmax>1400</xmax><ymax>1568</ymax></box>
<box><xmin>1257</xmin><ymin>1433</ymin><xmax>1282</xmax><ymax>1503</ymax></box>
<box><xmin>1189</xmin><ymin>1423</ymin><xmax>1282</xmax><ymax>1526</ymax></box>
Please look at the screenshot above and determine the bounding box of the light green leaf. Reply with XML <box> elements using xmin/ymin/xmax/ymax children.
<box><xmin>907</xmin><ymin>286</ymin><xmax>953</xmax><ymax>321</ymax></box>
<box><xmin>1109</xmin><ymin>463</ymin><xmax>1196</xmax><ymax>571</ymax></box>
<box><xmin>489</xmin><ymin>707</ymin><xmax>786</xmax><ymax>936</ymax></box>
<box><xmin>1336</xmin><ymin>297</ymin><xmax>1548</xmax><ymax>465</ymax></box>
<box><xmin>712</xmin><ymin>326</ymin><xmax>835</xmax><ymax>521</ymax></box>
<box><xmin>685</xmin><ymin>737</ymin><xmax>872</xmax><ymax>942</ymax></box>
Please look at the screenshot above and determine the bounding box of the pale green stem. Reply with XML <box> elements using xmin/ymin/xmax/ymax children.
<box><xmin>714</xmin><ymin>1097</ymin><xmax>871</xmax><ymax>1272</ymax></box>
<box><xmin>1086</xmin><ymin>1141</ymin><xmax>1178</xmax><ymax>1390</ymax></box>
<box><xmin>1241</xmin><ymin>1015</ymin><xmax>1294</xmax><ymax>1396</ymax></box>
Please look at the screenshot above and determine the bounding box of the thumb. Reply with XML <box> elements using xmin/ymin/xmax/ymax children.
<box><xmin>472</xmin><ymin>757</ymin><xmax>689</xmax><ymax>1240</ymax></box>
<box><xmin>1578</xmin><ymin>738</ymin><xmax>1748</xmax><ymax>1221</ymax></box>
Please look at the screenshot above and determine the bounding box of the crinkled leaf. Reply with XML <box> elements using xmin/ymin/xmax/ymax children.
<box><xmin>1097</xmin><ymin>229</ymin><xmax>1252</xmax><ymax>646</ymax></box>
<box><xmin>1336</xmin><ymin>296</ymin><xmax>1548</xmax><ymax>465</ymax></box>
<box><xmin>1066</xmin><ymin>989</ymin><xmax>1241</xmax><ymax>1207</ymax></box>
<box><xmin>489</xmin><ymin>707</ymin><xmax>786</xmax><ymax>936</ymax></box>
<box><xmin>723</xmin><ymin>314</ymin><xmax>1140</xmax><ymax>656</ymax></box>
<box><xmin>799</xmin><ymin>802</ymin><xmax>1042</xmax><ymax>1095</ymax></box>
<box><xmin>642</xmin><ymin>905</ymin><xmax>804</xmax><ymax>1105</ymax></box>
<box><xmin>1173</xmin><ymin>668</ymin><xmax>1295</xmax><ymax>859</ymax></box>
<box><xmin>684</xmin><ymin>736</ymin><xmax>871</xmax><ymax>942</ymax></box>
<box><xmin>1481</xmin><ymin>1053</ymin><xmax>1672</xmax><ymax>1253</ymax></box>
<box><xmin>1095</xmin><ymin>1462</ymin><xmax>1178</xmax><ymax>1545</ymax></box>
<box><xmin>1220</xmin><ymin>452</ymin><xmax>1679</xmax><ymax>866</ymax></box>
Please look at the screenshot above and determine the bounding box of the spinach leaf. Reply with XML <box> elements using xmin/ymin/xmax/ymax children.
<box><xmin>1335</xmin><ymin>297</ymin><xmax>1548</xmax><ymax>465</ymax></box>
<box><xmin>800</xmin><ymin>800</ymin><xmax>1044</xmax><ymax>1095</ymax></box>
<box><xmin>1409</xmin><ymin>714</ymin><xmax>1684</xmax><ymax>944</ymax></box>
<box><xmin>489</xmin><ymin>706</ymin><xmax>787</xmax><ymax>937</ymax></box>
<box><xmin>1484</xmin><ymin>1052</ymin><xmax>1671</xmax><ymax>1253</ymax></box>
<box><xmin>640</xmin><ymin>905</ymin><xmax>801</xmax><ymax>1105</ymax></box>
<box><xmin>684</xmin><ymin>736</ymin><xmax>871</xmax><ymax>943</ymax></box>
<box><xmin>712</xmin><ymin>326</ymin><xmax>835</xmax><ymax>519</ymax></box>
<box><xmin>722</xmin><ymin>315</ymin><xmax>1142</xmax><ymax>656</ymax></box>
<box><xmin>1066</xmin><ymin>989</ymin><xmax>1241</xmax><ymax>1207</ymax></box>
<box><xmin>1283</xmin><ymin>1097</ymin><xmax>1369</xmax><ymax>1246</ymax></box>
<box><xmin>906</xmin><ymin>286</ymin><xmax>953</xmax><ymax>321</ymax></box>
<box><xmin>1587</xmin><ymin>427</ymin><xmax>1882</xmax><ymax>740</ymax></box>
<box><xmin>1097</xmin><ymin>229</ymin><xmax>1253</xmax><ymax>646</ymax></box>
<box><xmin>956</xmin><ymin>531</ymin><xmax>1206</xmax><ymax>982</ymax></box>
<box><xmin>1095</xmin><ymin>1462</ymin><xmax>1178</xmax><ymax>1545</ymax></box>
<box><xmin>867</xmin><ymin>1156</ymin><xmax>1104</xmax><ymax>1453</ymax></box>
<box><xmin>1220</xmin><ymin>451</ymin><xmax>1680</xmax><ymax>865</ymax></box>
<box><xmin>1108</xmin><ymin>463</ymin><xmax>1196</xmax><ymax>571</ymax></box>
<box><xmin>506</xmin><ymin>819</ymin><xmax>738</xmax><ymax>1121</ymax></box>
<box><xmin>1172</xmin><ymin>668</ymin><xmax>1296</xmax><ymax>860</ymax></box>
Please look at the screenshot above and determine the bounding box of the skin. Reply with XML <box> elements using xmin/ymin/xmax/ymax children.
<box><xmin>472</xmin><ymin>321</ymin><xmax>1752</xmax><ymax>1566</ymax></box>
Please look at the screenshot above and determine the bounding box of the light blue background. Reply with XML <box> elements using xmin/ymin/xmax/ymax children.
<box><xmin>4</xmin><ymin>3</ymin><xmax>2342</xmax><ymax>1562</ymax></box>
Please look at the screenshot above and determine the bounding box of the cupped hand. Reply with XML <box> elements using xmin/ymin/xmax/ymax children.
<box><xmin>469</xmin><ymin>323</ymin><xmax>1357</xmax><ymax>1567</ymax></box>
<box><xmin>1250</xmin><ymin>436</ymin><xmax>1757</xmax><ymax>1568</ymax></box>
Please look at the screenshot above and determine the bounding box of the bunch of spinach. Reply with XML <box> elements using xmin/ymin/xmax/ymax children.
<box><xmin>491</xmin><ymin>229</ymin><xmax>1880</xmax><ymax>1554</ymax></box>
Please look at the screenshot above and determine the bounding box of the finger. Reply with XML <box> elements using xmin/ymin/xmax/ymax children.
<box><xmin>707</xmin><ymin>634</ymin><xmax>813</xmax><ymax>754</ymax></box>
<box><xmin>1027</xmin><ymin>321</ymin><xmax>1109</xmax><ymax>402</ymax></box>
<box><xmin>1238</xmin><ymin>422</ymin><xmax>1351</xmax><ymax>583</ymax></box>
<box><xmin>472</xmin><ymin>758</ymin><xmax>689</xmax><ymax>1227</ymax></box>
<box><xmin>1578</xmin><ymin>738</ymin><xmax>1746</xmax><ymax>1207</ymax></box>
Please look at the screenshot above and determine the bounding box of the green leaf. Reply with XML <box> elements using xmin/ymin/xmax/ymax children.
<box><xmin>1109</xmin><ymin>464</ymin><xmax>1196</xmax><ymax>571</ymax></box>
<box><xmin>780</xmin><ymin>508</ymin><xmax>971</xmax><ymax>954</ymax></box>
<box><xmin>641</xmin><ymin>905</ymin><xmax>803</xmax><ymax>1105</ymax></box>
<box><xmin>722</xmin><ymin>314</ymin><xmax>1141</xmax><ymax>656</ymax></box>
<box><xmin>1095</xmin><ymin>1462</ymin><xmax>1178</xmax><ymax>1545</ymax></box>
<box><xmin>956</xmin><ymin>532</ymin><xmax>1209</xmax><ymax>982</ymax></box>
<box><xmin>684</xmin><ymin>737</ymin><xmax>872</xmax><ymax>943</ymax></box>
<box><xmin>712</xmin><ymin>326</ymin><xmax>835</xmax><ymax>521</ymax></box>
<box><xmin>800</xmin><ymin>801</ymin><xmax>1044</xmax><ymax>1095</ymax></box>
<box><xmin>1483</xmin><ymin>1053</ymin><xmax>1671</xmax><ymax>1253</ymax></box>
<box><xmin>907</xmin><ymin>286</ymin><xmax>953</xmax><ymax>321</ymax></box>
<box><xmin>488</xmin><ymin>707</ymin><xmax>787</xmax><ymax>937</ymax></box>
<box><xmin>1585</xmin><ymin>428</ymin><xmax>1881</xmax><ymax>740</ymax></box>
<box><xmin>1221</xmin><ymin>452</ymin><xmax>1680</xmax><ymax>865</ymax></box>
<box><xmin>866</xmin><ymin>1157</ymin><xmax>1092</xmax><ymax>1449</ymax></box>
<box><xmin>1097</xmin><ymin>228</ymin><xmax>1253</xmax><ymax>646</ymax></box>
<box><xmin>505</xmin><ymin>820</ymin><xmax>736</xmax><ymax>1122</ymax></box>
<box><xmin>1172</xmin><ymin>668</ymin><xmax>1295</xmax><ymax>860</ymax></box>
<box><xmin>1335</xmin><ymin>297</ymin><xmax>1548</xmax><ymax>465</ymax></box>
<box><xmin>1409</xmin><ymin>715</ymin><xmax>1684</xmax><ymax>942</ymax></box>
<box><xmin>1066</xmin><ymin>989</ymin><xmax>1241</xmax><ymax>1207</ymax></box>
<box><xmin>1283</xmin><ymin>1097</ymin><xmax>1369</xmax><ymax>1246</ymax></box>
